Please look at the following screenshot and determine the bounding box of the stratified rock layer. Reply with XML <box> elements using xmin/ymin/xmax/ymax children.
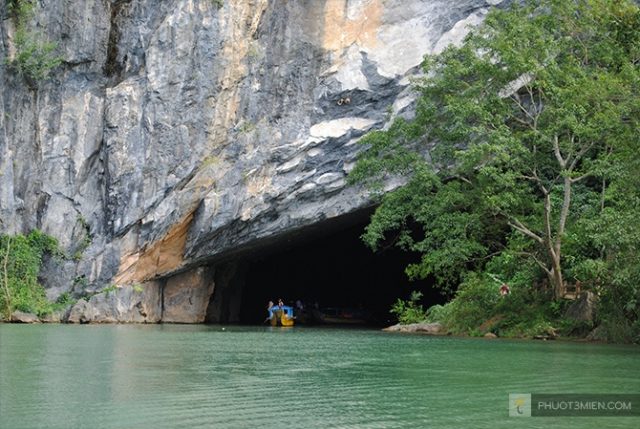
<box><xmin>1</xmin><ymin>0</ymin><xmax>509</xmax><ymax>322</ymax></box>
<box><xmin>66</xmin><ymin>282</ymin><xmax>162</xmax><ymax>323</ymax></box>
<box><xmin>162</xmin><ymin>267</ymin><xmax>214</xmax><ymax>323</ymax></box>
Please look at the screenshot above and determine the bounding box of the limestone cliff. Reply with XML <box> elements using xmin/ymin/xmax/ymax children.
<box><xmin>0</xmin><ymin>0</ymin><xmax>508</xmax><ymax>322</ymax></box>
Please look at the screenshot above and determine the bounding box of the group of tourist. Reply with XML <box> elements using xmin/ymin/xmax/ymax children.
<box><xmin>267</xmin><ymin>298</ymin><xmax>285</xmax><ymax>311</ymax></box>
<box><xmin>267</xmin><ymin>298</ymin><xmax>307</xmax><ymax>311</ymax></box>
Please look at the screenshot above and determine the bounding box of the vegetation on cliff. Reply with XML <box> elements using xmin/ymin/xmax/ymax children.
<box><xmin>6</xmin><ymin>0</ymin><xmax>62</xmax><ymax>87</ymax></box>
<box><xmin>351</xmin><ymin>0</ymin><xmax>640</xmax><ymax>341</ymax></box>
<box><xmin>0</xmin><ymin>231</ymin><xmax>65</xmax><ymax>319</ymax></box>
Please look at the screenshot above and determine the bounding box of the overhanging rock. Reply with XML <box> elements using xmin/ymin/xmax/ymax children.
<box><xmin>0</xmin><ymin>1</ymin><xmax>512</xmax><ymax>321</ymax></box>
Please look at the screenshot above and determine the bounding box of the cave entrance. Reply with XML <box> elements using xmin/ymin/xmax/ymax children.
<box><xmin>205</xmin><ymin>209</ymin><xmax>444</xmax><ymax>326</ymax></box>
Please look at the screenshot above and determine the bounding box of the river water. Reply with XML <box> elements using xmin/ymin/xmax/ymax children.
<box><xmin>0</xmin><ymin>324</ymin><xmax>638</xmax><ymax>428</ymax></box>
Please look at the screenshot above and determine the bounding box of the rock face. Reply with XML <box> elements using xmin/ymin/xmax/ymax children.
<box><xmin>162</xmin><ymin>267</ymin><xmax>214</xmax><ymax>323</ymax></box>
<box><xmin>39</xmin><ymin>311</ymin><xmax>64</xmax><ymax>323</ymax></box>
<box><xmin>66</xmin><ymin>282</ymin><xmax>162</xmax><ymax>323</ymax></box>
<box><xmin>0</xmin><ymin>0</ymin><xmax>510</xmax><ymax>322</ymax></box>
<box><xmin>586</xmin><ymin>325</ymin><xmax>608</xmax><ymax>342</ymax></box>
<box><xmin>10</xmin><ymin>311</ymin><xmax>40</xmax><ymax>323</ymax></box>
<box><xmin>565</xmin><ymin>291</ymin><xmax>597</xmax><ymax>324</ymax></box>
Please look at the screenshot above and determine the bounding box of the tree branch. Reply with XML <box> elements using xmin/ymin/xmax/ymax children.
<box><xmin>552</xmin><ymin>134</ymin><xmax>566</xmax><ymax>168</ymax></box>
<box><xmin>519</xmin><ymin>174</ymin><xmax>541</xmax><ymax>183</ymax></box>
<box><xmin>514</xmin><ymin>251</ymin><xmax>552</xmax><ymax>276</ymax></box>
<box><xmin>570</xmin><ymin>173</ymin><xmax>591</xmax><ymax>183</ymax></box>
<box><xmin>524</xmin><ymin>83</ymin><xmax>541</xmax><ymax>129</ymax></box>
<box><xmin>469</xmin><ymin>250</ymin><xmax>504</xmax><ymax>262</ymax></box>
<box><xmin>510</xmin><ymin>93</ymin><xmax>538</xmax><ymax>125</ymax></box>
<box><xmin>521</xmin><ymin>166</ymin><xmax>549</xmax><ymax>194</ymax></box>
<box><xmin>568</xmin><ymin>140</ymin><xmax>595</xmax><ymax>172</ymax></box>
<box><xmin>556</xmin><ymin>176</ymin><xmax>572</xmax><ymax>254</ymax></box>
<box><xmin>508</xmin><ymin>218</ymin><xmax>544</xmax><ymax>244</ymax></box>
<box><xmin>544</xmin><ymin>193</ymin><xmax>558</xmax><ymax>261</ymax></box>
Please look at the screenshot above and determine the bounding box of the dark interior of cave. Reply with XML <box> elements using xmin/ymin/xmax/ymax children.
<box><xmin>235</xmin><ymin>210</ymin><xmax>445</xmax><ymax>326</ymax></box>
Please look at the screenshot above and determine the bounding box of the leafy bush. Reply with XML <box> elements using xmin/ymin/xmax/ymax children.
<box><xmin>497</xmin><ymin>316</ymin><xmax>556</xmax><ymax>338</ymax></box>
<box><xmin>597</xmin><ymin>287</ymin><xmax>640</xmax><ymax>343</ymax></box>
<box><xmin>95</xmin><ymin>284</ymin><xmax>117</xmax><ymax>298</ymax></box>
<box><xmin>425</xmin><ymin>273</ymin><xmax>561</xmax><ymax>338</ymax></box>
<box><xmin>390</xmin><ymin>291</ymin><xmax>428</xmax><ymax>324</ymax></box>
<box><xmin>0</xmin><ymin>230</ymin><xmax>61</xmax><ymax>318</ymax></box>
<box><xmin>425</xmin><ymin>303</ymin><xmax>451</xmax><ymax>323</ymax></box>
<box><xmin>72</xmin><ymin>216</ymin><xmax>93</xmax><ymax>260</ymax></box>
<box><xmin>55</xmin><ymin>292</ymin><xmax>73</xmax><ymax>306</ymax></box>
<box><xmin>427</xmin><ymin>274</ymin><xmax>498</xmax><ymax>334</ymax></box>
<box><xmin>7</xmin><ymin>0</ymin><xmax>62</xmax><ymax>87</ymax></box>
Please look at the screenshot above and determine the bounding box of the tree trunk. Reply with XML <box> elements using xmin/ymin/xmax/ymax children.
<box><xmin>550</xmin><ymin>256</ymin><xmax>564</xmax><ymax>300</ymax></box>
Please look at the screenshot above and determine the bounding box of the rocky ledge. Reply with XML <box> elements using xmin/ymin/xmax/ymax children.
<box><xmin>383</xmin><ymin>322</ymin><xmax>445</xmax><ymax>335</ymax></box>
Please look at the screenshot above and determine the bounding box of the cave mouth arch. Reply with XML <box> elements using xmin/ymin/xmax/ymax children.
<box><xmin>205</xmin><ymin>209</ymin><xmax>445</xmax><ymax>325</ymax></box>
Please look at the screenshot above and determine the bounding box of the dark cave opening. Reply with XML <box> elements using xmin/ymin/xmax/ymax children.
<box><xmin>220</xmin><ymin>210</ymin><xmax>445</xmax><ymax>326</ymax></box>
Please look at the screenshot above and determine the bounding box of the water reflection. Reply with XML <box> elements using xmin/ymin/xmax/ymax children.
<box><xmin>0</xmin><ymin>325</ymin><xmax>638</xmax><ymax>429</ymax></box>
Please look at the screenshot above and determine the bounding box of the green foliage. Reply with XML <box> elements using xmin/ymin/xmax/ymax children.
<box><xmin>426</xmin><ymin>274</ymin><xmax>559</xmax><ymax>338</ymax></box>
<box><xmin>353</xmin><ymin>0</ymin><xmax>640</xmax><ymax>341</ymax></box>
<box><xmin>361</xmin><ymin>166</ymin><xmax>503</xmax><ymax>293</ymax></box>
<box><xmin>390</xmin><ymin>291</ymin><xmax>428</xmax><ymax>324</ymax></box>
<box><xmin>101</xmin><ymin>284</ymin><xmax>118</xmax><ymax>297</ymax></box>
<box><xmin>51</xmin><ymin>291</ymin><xmax>76</xmax><ymax>313</ymax></box>
<box><xmin>211</xmin><ymin>0</ymin><xmax>224</xmax><ymax>9</ymax></box>
<box><xmin>73</xmin><ymin>275</ymin><xmax>88</xmax><ymax>290</ymax></box>
<box><xmin>426</xmin><ymin>275</ymin><xmax>498</xmax><ymax>334</ymax></box>
<box><xmin>0</xmin><ymin>230</ymin><xmax>61</xmax><ymax>318</ymax></box>
<box><xmin>237</xmin><ymin>120</ymin><xmax>256</xmax><ymax>134</ymax></box>
<box><xmin>199</xmin><ymin>155</ymin><xmax>221</xmax><ymax>174</ymax></box>
<box><xmin>132</xmin><ymin>283</ymin><xmax>144</xmax><ymax>294</ymax></box>
<box><xmin>55</xmin><ymin>292</ymin><xmax>73</xmax><ymax>306</ymax></box>
<box><xmin>72</xmin><ymin>216</ymin><xmax>93</xmax><ymax>261</ymax></box>
<box><xmin>7</xmin><ymin>0</ymin><xmax>62</xmax><ymax>87</ymax></box>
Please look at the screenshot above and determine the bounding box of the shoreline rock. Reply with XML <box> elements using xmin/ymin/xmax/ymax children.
<box><xmin>383</xmin><ymin>322</ymin><xmax>445</xmax><ymax>335</ymax></box>
<box><xmin>40</xmin><ymin>311</ymin><xmax>64</xmax><ymax>323</ymax></box>
<box><xmin>11</xmin><ymin>311</ymin><xmax>40</xmax><ymax>323</ymax></box>
<box><xmin>66</xmin><ymin>283</ymin><xmax>162</xmax><ymax>324</ymax></box>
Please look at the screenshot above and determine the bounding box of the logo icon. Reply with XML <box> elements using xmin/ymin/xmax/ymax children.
<box><xmin>509</xmin><ymin>393</ymin><xmax>532</xmax><ymax>417</ymax></box>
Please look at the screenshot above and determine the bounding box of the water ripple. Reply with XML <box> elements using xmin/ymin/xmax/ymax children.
<box><xmin>1</xmin><ymin>325</ymin><xmax>638</xmax><ymax>429</ymax></box>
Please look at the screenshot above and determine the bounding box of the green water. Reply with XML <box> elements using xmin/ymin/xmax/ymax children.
<box><xmin>0</xmin><ymin>325</ymin><xmax>638</xmax><ymax>428</ymax></box>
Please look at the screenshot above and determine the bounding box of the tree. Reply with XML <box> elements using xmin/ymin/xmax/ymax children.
<box><xmin>351</xmin><ymin>0</ymin><xmax>640</xmax><ymax>301</ymax></box>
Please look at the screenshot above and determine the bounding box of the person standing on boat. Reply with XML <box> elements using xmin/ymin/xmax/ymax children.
<box><xmin>265</xmin><ymin>301</ymin><xmax>275</xmax><ymax>324</ymax></box>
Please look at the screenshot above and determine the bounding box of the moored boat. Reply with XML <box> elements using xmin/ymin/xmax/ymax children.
<box><xmin>268</xmin><ymin>305</ymin><xmax>295</xmax><ymax>327</ymax></box>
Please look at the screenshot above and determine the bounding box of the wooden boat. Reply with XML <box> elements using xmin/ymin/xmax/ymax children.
<box><xmin>268</xmin><ymin>305</ymin><xmax>295</xmax><ymax>327</ymax></box>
